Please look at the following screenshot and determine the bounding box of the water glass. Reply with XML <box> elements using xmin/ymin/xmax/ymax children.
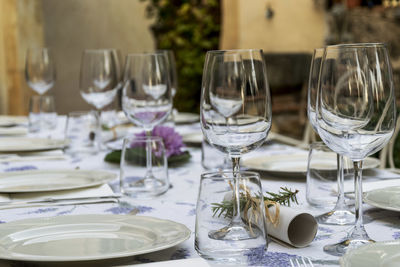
<box><xmin>64</xmin><ymin>111</ymin><xmax>98</xmax><ymax>155</ymax></box>
<box><xmin>306</xmin><ymin>142</ymin><xmax>352</xmax><ymax>207</ymax></box>
<box><xmin>120</xmin><ymin>136</ymin><xmax>169</xmax><ymax>198</ymax></box>
<box><xmin>28</xmin><ymin>95</ymin><xmax>57</xmax><ymax>132</ymax></box>
<box><xmin>195</xmin><ymin>171</ymin><xmax>268</xmax><ymax>264</ymax></box>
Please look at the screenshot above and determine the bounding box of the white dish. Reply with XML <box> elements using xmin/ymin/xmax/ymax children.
<box><xmin>242</xmin><ymin>153</ymin><xmax>380</xmax><ymax>177</ymax></box>
<box><xmin>174</xmin><ymin>112</ymin><xmax>199</xmax><ymax>124</ymax></box>
<box><xmin>340</xmin><ymin>240</ymin><xmax>400</xmax><ymax>267</ymax></box>
<box><xmin>0</xmin><ymin>214</ymin><xmax>191</xmax><ymax>262</ymax></box>
<box><xmin>0</xmin><ymin>169</ymin><xmax>116</xmax><ymax>193</ymax></box>
<box><xmin>0</xmin><ymin>116</ymin><xmax>27</xmax><ymax>127</ymax></box>
<box><xmin>0</xmin><ymin>138</ymin><xmax>67</xmax><ymax>152</ymax></box>
<box><xmin>364</xmin><ymin>186</ymin><xmax>400</xmax><ymax>212</ymax></box>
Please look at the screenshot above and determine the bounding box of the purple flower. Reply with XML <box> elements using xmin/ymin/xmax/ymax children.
<box><xmin>134</xmin><ymin>126</ymin><xmax>185</xmax><ymax>157</ymax></box>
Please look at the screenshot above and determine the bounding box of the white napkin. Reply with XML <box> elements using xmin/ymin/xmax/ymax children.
<box><xmin>266</xmin><ymin>205</ymin><xmax>318</xmax><ymax>248</ymax></box>
<box><xmin>0</xmin><ymin>127</ymin><xmax>28</xmax><ymax>136</ymax></box>
<box><xmin>0</xmin><ymin>184</ymin><xmax>115</xmax><ymax>206</ymax></box>
<box><xmin>0</xmin><ymin>150</ymin><xmax>66</xmax><ymax>163</ymax></box>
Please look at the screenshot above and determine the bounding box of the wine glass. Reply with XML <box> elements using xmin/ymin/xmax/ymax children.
<box><xmin>79</xmin><ymin>49</ymin><xmax>121</xmax><ymax>150</ymax></box>
<box><xmin>25</xmin><ymin>48</ymin><xmax>56</xmax><ymax>95</ymax></box>
<box><xmin>317</xmin><ymin>43</ymin><xmax>396</xmax><ymax>256</ymax></box>
<box><xmin>307</xmin><ymin>47</ymin><xmax>354</xmax><ymax>225</ymax></box>
<box><xmin>121</xmin><ymin>52</ymin><xmax>172</xmax><ymax>196</ymax></box>
<box><xmin>200</xmin><ymin>49</ymin><xmax>272</xmax><ymax>240</ymax></box>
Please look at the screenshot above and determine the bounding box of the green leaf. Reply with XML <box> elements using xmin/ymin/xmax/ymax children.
<box><xmin>104</xmin><ymin>149</ymin><xmax>191</xmax><ymax>167</ymax></box>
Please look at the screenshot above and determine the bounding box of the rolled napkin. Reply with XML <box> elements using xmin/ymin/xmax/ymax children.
<box><xmin>265</xmin><ymin>205</ymin><xmax>318</xmax><ymax>248</ymax></box>
<box><xmin>224</xmin><ymin>191</ymin><xmax>318</xmax><ymax>248</ymax></box>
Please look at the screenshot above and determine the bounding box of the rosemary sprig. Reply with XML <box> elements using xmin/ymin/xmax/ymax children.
<box><xmin>211</xmin><ymin>187</ymin><xmax>299</xmax><ymax>218</ymax></box>
<box><xmin>264</xmin><ymin>187</ymin><xmax>299</xmax><ymax>207</ymax></box>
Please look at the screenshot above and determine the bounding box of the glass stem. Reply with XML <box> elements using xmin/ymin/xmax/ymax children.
<box><xmin>94</xmin><ymin>109</ymin><xmax>102</xmax><ymax>151</ymax></box>
<box><xmin>231</xmin><ymin>157</ymin><xmax>242</xmax><ymax>224</ymax></box>
<box><xmin>334</xmin><ymin>154</ymin><xmax>347</xmax><ymax>210</ymax></box>
<box><xmin>353</xmin><ymin>160</ymin><xmax>364</xmax><ymax>229</ymax></box>
<box><xmin>145</xmin><ymin>130</ymin><xmax>153</xmax><ymax>178</ymax></box>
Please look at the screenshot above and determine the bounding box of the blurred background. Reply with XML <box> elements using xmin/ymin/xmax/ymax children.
<box><xmin>1</xmin><ymin>0</ymin><xmax>400</xmax><ymax>139</ymax></box>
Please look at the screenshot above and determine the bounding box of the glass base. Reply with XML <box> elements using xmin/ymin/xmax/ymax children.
<box><xmin>316</xmin><ymin>209</ymin><xmax>354</xmax><ymax>225</ymax></box>
<box><xmin>323</xmin><ymin>238</ymin><xmax>374</xmax><ymax>256</ymax></box>
<box><xmin>324</xmin><ymin>224</ymin><xmax>374</xmax><ymax>256</ymax></box>
<box><xmin>123</xmin><ymin>177</ymin><xmax>169</xmax><ymax>198</ymax></box>
<box><xmin>208</xmin><ymin>222</ymin><xmax>261</xmax><ymax>241</ymax></box>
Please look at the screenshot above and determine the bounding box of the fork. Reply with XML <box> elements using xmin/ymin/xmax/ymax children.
<box><xmin>290</xmin><ymin>257</ymin><xmax>314</xmax><ymax>267</ymax></box>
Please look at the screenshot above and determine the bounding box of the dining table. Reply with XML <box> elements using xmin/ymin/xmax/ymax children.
<box><xmin>0</xmin><ymin>115</ymin><xmax>399</xmax><ymax>267</ymax></box>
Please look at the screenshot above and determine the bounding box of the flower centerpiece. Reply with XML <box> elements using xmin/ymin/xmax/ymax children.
<box><xmin>104</xmin><ymin>125</ymin><xmax>191</xmax><ymax>166</ymax></box>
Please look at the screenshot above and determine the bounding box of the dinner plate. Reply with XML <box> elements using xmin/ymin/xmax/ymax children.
<box><xmin>0</xmin><ymin>169</ymin><xmax>117</xmax><ymax>193</ymax></box>
<box><xmin>364</xmin><ymin>186</ymin><xmax>400</xmax><ymax>212</ymax></box>
<box><xmin>0</xmin><ymin>138</ymin><xmax>67</xmax><ymax>152</ymax></box>
<box><xmin>340</xmin><ymin>240</ymin><xmax>400</xmax><ymax>267</ymax></box>
<box><xmin>174</xmin><ymin>112</ymin><xmax>199</xmax><ymax>124</ymax></box>
<box><xmin>0</xmin><ymin>214</ymin><xmax>191</xmax><ymax>262</ymax></box>
<box><xmin>0</xmin><ymin>116</ymin><xmax>27</xmax><ymax>127</ymax></box>
<box><xmin>242</xmin><ymin>153</ymin><xmax>380</xmax><ymax>177</ymax></box>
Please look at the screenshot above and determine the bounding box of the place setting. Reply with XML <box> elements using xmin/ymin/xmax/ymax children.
<box><xmin>2</xmin><ymin>42</ymin><xmax>400</xmax><ymax>267</ymax></box>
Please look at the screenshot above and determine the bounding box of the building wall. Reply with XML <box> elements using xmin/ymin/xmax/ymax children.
<box><xmin>41</xmin><ymin>0</ymin><xmax>155</xmax><ymax>114</ymax></box>
<box><xmin>222</xmin><ymin>0</ymin><xmax>326</xmax><ymax>52</ymax></box>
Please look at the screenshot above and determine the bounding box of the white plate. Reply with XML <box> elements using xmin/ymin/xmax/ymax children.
<box><xmin>364</xmin><ymin>186</ymin><xmax>400</xmax><ymax>212</ymax></box>
<box><xmin>0</xmin><ymin>214</ymin><xmax>191</xmax><ymax>262</ymax></box>
<box><xmin>0</xmin><ymin>169</ymin><xmax>117</xmax><ymax>193</ymax></box>
<box><xmin>340</xmin><ymin>240</ymin><xmax>400</xmax><ymax>267</ymax></box>
<box><xmin>174</xmin><ymin>112</ymin><xmax>199</xmax><ymax>124</ymax></box>
<box><xmin>0</xmin><ymin>138</ymin><xmax>67</xmax><ymax>152</ymax></box>
<box><xmin>0</xmin><ymin>116</ymin><xmax>27</xmax><ymax>127</ymax></box>
<box><xmin>242</xmin><ymin>153</ymin><xmax>380</xmax><ymax>177</ymax></box>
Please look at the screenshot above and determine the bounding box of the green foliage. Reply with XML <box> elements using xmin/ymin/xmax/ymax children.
<box><xmin>141</xmin><ymin>0</ymin><xmax>221</xmax><ymax>112</ymax></box>
<box><xmin>104</xmin><ymin>148</ymin><xmax>191</xmax><ymax>167</ymax></box>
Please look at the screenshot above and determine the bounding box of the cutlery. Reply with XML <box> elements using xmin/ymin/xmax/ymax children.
<box><xmin>0</xmin><ymin>195</ymin><xmax>121</xmax><ymax>210</ymax></box>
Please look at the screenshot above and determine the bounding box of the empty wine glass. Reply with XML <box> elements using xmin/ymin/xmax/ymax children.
<box><xmin>121</xmin><ymin>52</ymin><xmax>172</xmax><ymax>197</ymax></box>
<box><xmin>200</xmin><ymin>49</ymin><xmax>272</xmax><ymax>241</ymax></box>
<box><xmin>79</xmin><ymin>49</ymin><xmax>121</xmax><ymax>150</ymax></box>
<box><xmin>307</xmin><ymin>47</ymin><xmax>354</xmax><ymax>225</ymax></box>
<box><xmin>317</xmin><ymin>43</ymin><xmax>396</xmax><ymax>256</ymax></box>
<box><xmin>25</xmin><ymin>48</ymin><xmax>56</xmax><ymax>95</ymax></box>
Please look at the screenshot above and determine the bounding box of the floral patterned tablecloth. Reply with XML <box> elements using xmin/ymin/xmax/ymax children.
<box><xmin>0</xmin><ymin>118</ymin><xmax>399</xmax><ymax>267</ymax></box>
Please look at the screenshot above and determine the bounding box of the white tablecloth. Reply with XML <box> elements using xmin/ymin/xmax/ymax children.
<box><xmin>0</xmin><ymin>117</ymin><xmax>399</xmax><ymax>267</ymax></box>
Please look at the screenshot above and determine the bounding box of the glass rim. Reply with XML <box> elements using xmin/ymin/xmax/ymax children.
<box><xmin>325</xmin><ymin>42</ymin><xmax>386</xmax><ymax>49</ymax></box>
<box><xmin>201</xmin><ymin>170</ymin><xmax>260</xmax><ymax>180</ymax></box>
<box><xmin>205</xmin><ymin>48</ymin><xmax>263</xmax><ymax>54</ymax></box>
<box><xmin>67</xmin><ymin>110</ymin><xmax>95</xmax><ymax>116</ymax></box>
<box><xmin>123</xmin><ymin>135</ymin><xmax>164</xmax><ymax>143</ymax></box>
<box><xmin>126</xmin><ymin>52</ymin><xmax>166</xmax><ymax>58</ymax></box>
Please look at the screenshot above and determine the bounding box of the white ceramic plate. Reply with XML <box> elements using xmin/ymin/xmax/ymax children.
<box><xmin>0</xmin><ymin>169</ymin><xmax>117</xmax><ymax>193</ymax></box>
<box><xmin>0</xmin><ymin>138</ymin><xmax>67</xmax><ymax>152</ymax></box>
<box><xmin>174</xmin><ymin>112</ymin><xmax>199</xmax><ymax>124</ymax></box>
<box><xmin>242</xmin><ymin>153</ymin><xmax>380</xmax><ymax>177</ymax></box>
<box><xmin>0</xmin><ymin>116</ymin><xmax>27</xmax><ymax>127</ymax></box>
<box><xmin>0</xmin><ymin>214</ymin><xmax>191</xmax><ymax>262</ymax></box>
<box><xmin>364</xmin><ymin>186</ymin><xmax>400</xmax><ymax>212</ymax></box>
<box><xmin>340</xmin><ymin>240</ymin><xmax>400</xmax><ymax>267</ymax></box>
